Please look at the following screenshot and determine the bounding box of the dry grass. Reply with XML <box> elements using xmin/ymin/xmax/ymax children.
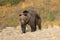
<box><xmin>0</xmin><ymin>0</ymin><xmax>60</xmax><ymax>31</ymax></box>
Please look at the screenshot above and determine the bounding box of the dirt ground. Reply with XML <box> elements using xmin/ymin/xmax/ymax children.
<box><xmin>0</xmin><ymin>26</ymin><xmax>60</xmax><ymax>40</ymax></box>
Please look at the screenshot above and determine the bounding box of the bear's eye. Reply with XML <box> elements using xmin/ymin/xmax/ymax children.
<box><xmin>24</xmin><ymin>14</ymin><xmax>27</xmax><ymax>16</ymax></box>
<box><xmin>19</xmin><ymin>14</ymin><xmax>22</xmax><ymax>16</ymax></box>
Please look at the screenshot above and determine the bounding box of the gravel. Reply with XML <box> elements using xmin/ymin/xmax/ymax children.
<box><xmin>0</xmin><ymin>26</ymin><xmax>60</xmax><ymax>40</ymax></box>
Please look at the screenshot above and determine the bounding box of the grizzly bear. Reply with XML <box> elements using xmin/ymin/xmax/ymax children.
<box><xmin>19</xmin><ymin>9</ymin><xmax>41</xmax><ymax>33</ymax></box>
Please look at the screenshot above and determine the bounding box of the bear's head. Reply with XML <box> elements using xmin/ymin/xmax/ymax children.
<box><xmin>19</xmin><ymin>10</ymin><xmax>29</xmax><ymax>24</ymax></box>
<box><xmin>19</xmin><ymin>14</ymin><xmax>27</xmax><ymax>24</ymax></box>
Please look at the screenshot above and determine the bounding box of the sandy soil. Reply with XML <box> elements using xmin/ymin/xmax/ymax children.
<box><xmin>0</xmin><ymin>26</ymin><xmax>60</xmax><ymax>40</ymax></box>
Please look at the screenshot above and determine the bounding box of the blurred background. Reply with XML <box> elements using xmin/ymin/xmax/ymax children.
<box><xmin>0</xmin><ymin>0</ymin><xmax>60</xmax><ymax>31</ymax></box>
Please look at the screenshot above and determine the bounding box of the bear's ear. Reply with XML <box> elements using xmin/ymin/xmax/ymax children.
<box><xmin>19</xmin><ymin>14</ymin><xmax>22</xmax><ymax>16</ymax></box>
<box><xmin>23</xmin><ymin>10</ymin><xmax>29</xmax><ymax>13</ymax></box>
<box><xmin>23</xmin><ymin>10</ymin><xmax>29</xmax><ymax>16</ymax></box>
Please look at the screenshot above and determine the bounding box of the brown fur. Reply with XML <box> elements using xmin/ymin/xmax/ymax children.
<box><xmin>19</xmin><ymin>9</ymin><xmax>41</xmax><ymax>33</ymax></box>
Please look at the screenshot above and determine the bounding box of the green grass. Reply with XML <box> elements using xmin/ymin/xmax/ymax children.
<box><xmin>0</xmin><ymin>0</ymin><xmax>25</xmax><ymax>6</ymax></box>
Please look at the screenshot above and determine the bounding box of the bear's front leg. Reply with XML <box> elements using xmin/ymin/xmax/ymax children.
<box><xmin>21</xmin><ymin>24</ymin><xmax>26</xmax><ymax>33</ymax></box>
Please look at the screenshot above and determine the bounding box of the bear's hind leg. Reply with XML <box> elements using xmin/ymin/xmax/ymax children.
<box><xmin>38</xmin><ymin>20</ymin><xmax>41</xmax><ymax>30</ymax></box>
<box><xmin>38</xmin><ymin>24</ymin><xmax>41</xmax><ymax>30</ymax></box>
